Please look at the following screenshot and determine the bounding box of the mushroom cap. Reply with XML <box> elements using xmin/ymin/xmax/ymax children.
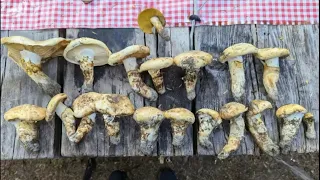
<box><xmin>72</xmin><ymin>92</ymin><xmax>101</xmax><ymax>118</ymax></box>
<box><xmin>174</xmin><ymin>50</ymin><xmax>213</xmax><ymax>69</ymax></box>
<box><xmin>276</xmin><ymin>104</ymin><xmax>307</xmax><ymax>118</ymax></box>
<box><xmin>248</xmin><ymin>100</ymin><xmax>273</xmax><ymax>116</ymax></box>
<box><xmin>4</xmin><ymin>104</ymin><xmax>46</xmax><ymax>122</ymax></box>
<box><xmin>139</xmin><ymin>57</ymin><xmax>173</xmax><ymax>72</ymax></box>
<box><xmin>63</xmin><ymin>37</ymin><xmax>111</xmax><ymax>66</ymax></box>
<box><xmin>95</xmin><ymin>94</ymin><xmax>135</xmax><ymax>117</ymax></box>
<box><xmin>219</xmin><ymin>102</ymin><xmax>248</xmax><ymax>120</ymax></box>
<box><xmin>196</xmin><ymin>108</ymin><xmax>221</xmax><ymax>121</ymax></box>
<box><xmin>138</xmin><ymin>8</ymin><xmax>166</xmax><ymax>34</ymax></box>
<box><xmin>303</xmin><ymin>112</ymin><xmax>314</xmax><ymax>119</ymax></box>
<box><xmin>108</xmin><ymin>45</ymin><xmax>150</xmax><ymax>66</ymax></box>
<box><xmin>219</xmin><ymin>43</ymin><xmax>258</xmax><ymax>63</ymax></box>
<box><xmin>164</xmin><ymin>108</ymin><xmax>195</xmax><ymax>123</ymax></box>
<box><xmin>1</xmin><ymin>36</ymin><xmax>70</xmax><ymax>61</ymax></box>
<box><xmin>254</xmin><ymin>48</ymin><xmax>290</xmax><ymax>60</ymax></box>
<box><xmin>133</xmin><ymin>106</ymin><xmax>164</xmax><ymax>122</ymax></box>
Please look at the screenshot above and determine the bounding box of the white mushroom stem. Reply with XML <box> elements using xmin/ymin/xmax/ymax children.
<box><xmin>218</xmin><ymin>115</ymin><xmax>245</xmax><ymax>159</ymax></box>
<box><xmin>150</xmin><ymin>16</ymin><xmax>170</xmax><ymax>41</ymax></box>
<box><xmin>198</xmin><ymin>113</ymin><xmax>221</xmax><ymax>149</ymax></box>
<box><xmin>20</xmin><ymin>50</ymin><xmax>61</xmax><ymax>96</ymax></box>
<box><xmin>303</xmin><ymin>114</ymin><xmax>316</xmax><ymax>139</ymax></box>
<box><xmin>76</xmin><ymin>49</ymin><xmax>95</xmax><ymax>93</ymax></box>
<box><xmin>139</xmin><ymin>120</ymin><xmax>162</xmax><ymax>155</ymax></box>
<box><xmin>123</xmin><ymin>57</ymin><xmax>158</xmax><ymax>101</ymax></box>
<box><xmin>148</xmin><ymin>70</ymin><xmax>165</xmax><ymax>94</ymax></box>
<box><xmin>103</xmin><ymin>114</ymin><xmax>120</xmax><ymax>145</ymax></box>
<box><xmin>183</xmin><ymin>69</ymin><xmax>199</xmax><ymax>100</ymax></box>
<box><xmin>55</xmin><ymin>102</ymin><xmax>76</xmax><ymax>138</ymax></box>
<box><xmin>171</xmin><ymin>122</ymin><xmax>190</xmax><ymax>147</ymax></box>
<box><xmin>14</xmin><ymin>121</ymin><xmax>40</xmax><ymax>152</ymax></box>
<box><xmin>280</xmin><ymin>112</ymin><xmax>304</xmax><ymax>153</ymax></box>
<box><xmin>228</xmin><ymin>56</ymin><xmax>245</xmax><ymax>102</ymax></box>
<box><xmin>262</xmin><ymin>57</ymin><xmax>280</xmax><ymax>101</ymax></box>
<box><xmin>69</xmin><ymin>113</ymin><xmax>96</xmax><ymax>143</ymax></box>
<box><xmin>247</xmin><ymin>114</ymin><xmax>279</xmax><ymax>156</ymax></box>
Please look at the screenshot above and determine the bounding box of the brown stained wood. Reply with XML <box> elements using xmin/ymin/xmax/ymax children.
<box><xmin>61</xmin><ymin>29</ymin><xmax>144</xmax><ymax>157</ymax></box>
<box><xmin>1</xmin><ymin>30</ymin><xmax>59</xmax><ymax>160</ymax></box>
<box><xmin>195</xmin><ymin>25</ymin><xmax>259</xmax><ymax>156</ymax></box>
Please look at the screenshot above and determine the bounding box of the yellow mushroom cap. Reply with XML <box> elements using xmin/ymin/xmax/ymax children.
<box><xmin>248</xmin><ymin>100</ymin><xmax>273</xmax><ymax>116</ymax></box>
<box><xmin>219</xmin><ymin>102</ymin><xmax>248</xmax><ymax>120</ymax></box>
<box><xmin>139</xmin><ymin>57</ymin><xmax>173</xmax><ymax>72</ymax></box>
<box><xmin>303</xmin><ymin>112</ymin><xmax>314</xmax><ymax>119</ymax></box>
<box><xmin>95</xmin><ymin>94</ymin><xmax>135</xmax><ymax>117</ymax></box>
<box><xmin>254</xmin><ymin>48</ymin><xmax>290</xmax><ymax>60</ymax></box>
<box><xmin>108</xmin><ymin>45</ymin><xmax>150</xmax><ymax>66</ymax></box>
<box><xmin>196</xmin><ymin>108</ymin><xmax>221</xmax><ymax>121</ymax></box>
<box><xmin>174</xmin><ymin>50</ymin><xmax>213</xmax><ymax>69</ymax></box>
<box><xmin>133</xmin><ymin>106</ymin><xmax>164</xmax><ymax>122</ymax></box>
<box><xmin>138</xmin><ymin>8</ymin><xmax>166</xmax><ymax>34</ymax></box>
<box><xmin>4</xmin><ymin>104</ymin><xmax>46</xmax><ymax>122</ymax></box>
<box><xmin>219</xmin><ymin>43</ymin><xmax>258</xmax><ymax>63</ymax></box>
<box><xmin>72</xmin><ymin>92</ymin><xmax>100</xmax><ymax>118</ymax></box>
<box><xmin>63</xmin><ymin>37</ymin><xmax>111</xmax><ymax>66</ymax></box>
<box><xmin>164</xmin><ymin>108</ymin><xmax>195</xmax><ymax>123</ymax></box>
<box><xmin>1</xmin><ymin>36</ymin><xmax>70</xmax><ymax>60</ymax></box>
<box><xmin>276</xmin><ymin>104</ymin><xmax>307</xmax><ymax>118</ymax></box>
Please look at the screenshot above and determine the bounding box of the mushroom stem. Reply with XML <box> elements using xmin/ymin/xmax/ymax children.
<box><xmin>103</xmin><ymin>114</ymin><xmax>120</xmax><ymax>145</ymax></box>
<box><xmin>279</xmin><ymin>112</ymin><xmax>304</xmax><ymax>153</ymax></box>
<box><xmin>171</xmin><ymin>122</ymin><xmax>189</xmax><ymax>147</ymax></box>
<box><xmin>228</xmin><ymin>56</ymin><xmax>245</xmax><ymax>102</ymax></box>
<box><xmin>218</xmin><ymin>115</ymin><xmax>245</xmax><ymax>159</ymax></box>
<box><xmin>183</xmin><ymin>69</ymin><xmax>199</xmax><ymax>100</ymax></box>
<box><xmin>123</xmin><ymin>57</ymin><xmax>158</xmax><ymax>101</ymax></box>
<box><xmin>247</xmin><ymin>114</ymin><xmax>280</xmax><ymax>156</ymax></box>
<box><xmin>76</xmin><ymin>49</ymin><xmax>95</xmax><ymax>93</ymax></box>
<box><xmin>15</xmin><ymin>121</ymin><xmax>40</xmax><ymax>152</ymax></box>
<box><xmin>150</xmin><ymin>16</ymin><xmax>170</xmax><ymax>41</ymax></box>
<box><xmin>198</xmin><ymin>113</ymin><xmax>221</xmax><ymax>149</ymax></box>
<box><xmin>139</xmin><ymin>120</ymin><xmax>162</xmax><ymax>155</ymax></box>
<box><xmin>303</xmin><ymin>113</ymin><xmax>316</xmax><ymax>139</ymax></box>
<box><xmin>262</xmin><ymin>57</ymin><xmax>280</xmax><ymax>101</ymax></box>
<box><xmin>54</xmin><ymin>103</ymin><xmax>76</xmax><ymax>139</ymax></box>
<box><xmin>20</xmin><ymin>50</ymin><xmax>61</xmax><ymax>96</ymax></box>
<box><xmin>148</xmin><ymin>70</ymin><xmax>165</xmax><ymax>94</ymax></box>
<box><xmin>69</xmin><ymin>113</ymin><xmax>96</xmax><ymax>143</ymax></box>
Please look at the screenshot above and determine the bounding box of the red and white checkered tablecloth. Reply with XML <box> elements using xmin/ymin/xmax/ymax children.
<box><xmin>1</xmin><ymin>0</ymin><xmax>318</xmax><ymax>30</ymax></box>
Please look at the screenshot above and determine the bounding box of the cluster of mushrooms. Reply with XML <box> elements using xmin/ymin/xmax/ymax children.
<box><xmin>1</xmin><ymin>8</ymin><xmax>316</xmax><ymax>158</ymax></box>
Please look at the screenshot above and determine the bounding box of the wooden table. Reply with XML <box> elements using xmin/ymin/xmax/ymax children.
<box><xmin>1</xmin><ymin>25</ymin><xmax>319</xmax><ymax>159</ymax></box>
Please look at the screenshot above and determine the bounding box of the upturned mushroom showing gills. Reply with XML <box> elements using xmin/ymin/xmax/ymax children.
<box><xmin>174</xmin><ymin>51</ymin><xmax>213</xmax><ymax>100</ymax></box>
<box><xmin>196</xmin><ymin>108</ymin><xmax>222</xmax><ymax>149</ymax></box>
<box><xmin>219</xmin><ymin>43</ymin><xmax>258</xmax><ymax>101</ymax></box>
<box><xmin>108</xmin><ymin>45</ymin><xmax>158</xmax><ymax>101</ymax></box>
<box><xmin>303</xmin><ymin>112</ymin><xmax>316</xmax><ymax>139</ymax></box>
<box><xmin>133</xmin><ymin>107</ymin><xmax>165</xmax><ymax>155</ymax></box>
<box><xmin>164</xmin><ymin>108</ymin><xmax>195</xmax><ymax>147</ymax></box>
<box><xmin>276</xmin><ymin>104</ymin><xmax>307</xmax><ymax>153</ymax></box>
<box><xmin>218</xmin><ymin>102</ymin><xmax>248</xmax><ymax>159</ymax></box>
<box><xmin>138</xmin><ymin>8</ymin><xmax>170</xmax><ymax>41</ymax></box>
<box><xmin>63</xmin><ymin>38</ymin><xmax>111</xmax><ymax>93</ymax></box>
<box><xmin>1</xmin><ymin>36</ymin><xmax>70</xmax><ymax>96</ymax></box>
<box><xmin>72</xmin><ymin>92</ymin><xmax>135</xmax><ymax>144</ymax></box>
<box><xmin>139</xmin><ymin>57</ymin><xmax>174</xmax><ymax>94</ymax></box>
<box><xmin>254</xmin><ymin>48</ymin><xmax>290</xmax><ymax>101</ymax></box>
<box><xmin>246</xmin><ymin>100</ymin><xmax>279</xmax><ymax>156</ymax></box>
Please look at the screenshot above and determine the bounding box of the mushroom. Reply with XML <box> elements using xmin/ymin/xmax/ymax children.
<box><xmin>1</xmin><ymin>36</ymin><xmax>70</xmax><ymax>96</ymax></box>
<box><xmin>164</xmin><ymin>108</ymin><xmax>195</xmax><ymax>147</ymax></box>
<box><xmin>108</xmin><ymin>45</ymin><xmax>158</xmax><ymax>101</ymax></box>
<box><xmin>139</xmin><ymin>57</ymin><xmax>174</xmax><ymax>94</ymax></box>
<box><xmin>254</xmin><ymin>48</ymin><xmax>290</xmax><ymax>101</ymax></box>
<box><xmin>302</xmin><ymin>112</ymin><xmax>316</xmax><ymax>139</ymax></box>
<box><xmin>219</xmin><ymin>43</ymin><xmax>258</xmax><ymax>101</ymax></box>
<box><xmin>63</xmin><ymin>38</ymin><xmax>111</xmax><ymax>93</ymax></box>
<box><xmin>174</xmin><ymin>51</ymin><xmax>213</xmax><ymax>100</ymax></box>
<box><xmin>72</xmin><ymin>92</ymin><xmax>135</xmax><ymax>144</ymax></box>
<box><xmin>196</xmin><ymin>108</ymin><xmax>222</xmax><ymax>149</ymax></box>
<box><xmin>218</xmin><ymin>102</ymin><xmax>248</xmax><ymax>159</ymax></box>
<box><xmin>133</xmin><ymin>107</ymin><xmax>165</xmax><ymax>155</ymax></box>
<box><xmin>276</xmin><ymin>104</ymin><xmax>307</xmax><ymax>153</ymax></box>
<box><xmin>246</xmin><ymin>100</ymin><xmax>280</xmax><ymax>156</ymax></box>
<box><xmin>138</xmin><ymin>8</ymin><xmax>170</xmax><ymax>41</ymax></box>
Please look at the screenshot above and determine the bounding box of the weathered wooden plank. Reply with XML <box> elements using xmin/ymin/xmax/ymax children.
<box><xmin>1</xmin><ymin>30</ymin><xmax>59</xmax><ymax>159</ymax></box>
<box><xmin>195</xmin><ymin>25</ymin><xmax>259</xmax><ymax>156</ymax></box>
<box><xmin>156</xmin><ymin>27</ymin><xmax>194</xmax><ymax>156</ymax></box>
<box><xmin>61</xmin><ymin>29</ymin><xmax>144</xmax><ymax>157</ymax></box>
